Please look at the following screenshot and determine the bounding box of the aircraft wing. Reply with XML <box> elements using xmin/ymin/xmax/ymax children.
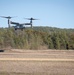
<box><xmin>25</xmin><ymin>23</ymin><xmax>31</xmax><ymax>25</ymax></box>
<box><xmin>10</xmin><ymin>21</ymin><xmax>19</xmax><ymax>25</ymax></box>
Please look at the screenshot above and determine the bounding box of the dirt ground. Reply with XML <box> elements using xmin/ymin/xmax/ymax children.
<box><xmin>0</xmin><ymin>49</ymin><xmax>74</xmax><ymax>75</ymax></box>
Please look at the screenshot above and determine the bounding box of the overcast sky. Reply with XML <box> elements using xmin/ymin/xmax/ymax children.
<box><xmin>0</xmin><ymin>0</ymin><xmax>74</xmax><ymax>28</ymax></box>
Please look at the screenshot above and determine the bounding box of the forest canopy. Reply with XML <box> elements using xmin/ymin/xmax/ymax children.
<box><xmin>0</xmin><ymin>27</ymin><xmax>74</xmax><ymax>50</ymax></box>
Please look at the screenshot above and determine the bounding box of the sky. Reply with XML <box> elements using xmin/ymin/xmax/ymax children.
<box><xmin>0</xmin><ymin>0</ymin><xmax>74</xmax><ymax>28</ymax></box>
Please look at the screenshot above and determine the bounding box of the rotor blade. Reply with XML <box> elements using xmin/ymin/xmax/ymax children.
<box><xmin>10</xmin><ymin>16</ymin><xmax>17</xmax><ymax>18</ymax></box>
<box><xmin>0</xmin><ymin>16</ymin><xmax>8</xmax><ymax>18</ymax></box>
<box><xmin>24</xmin><ymin>18</ymin><xmax>39</xmax><ymax>20</ymax></box>
<box><xmin>32</xmin><ymin>18</ymin><xmax>39</xmax><ymax>20</ymax></box>
<box><xmin>0</xmin><ymin>16</ymin><xmax>17</xmax><ymax>19</ymax></box>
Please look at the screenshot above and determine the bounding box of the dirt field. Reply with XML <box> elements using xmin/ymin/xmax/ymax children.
<box><xmin>0</xmin><ymin>49</ymin><xmax>74</xmax><ymax>75</ymax></box>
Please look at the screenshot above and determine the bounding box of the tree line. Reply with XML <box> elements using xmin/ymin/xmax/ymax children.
<box><xmin>0</xmin><ymin>27</ymin><xmax>74</xmax><ymax>50</ymax></box>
